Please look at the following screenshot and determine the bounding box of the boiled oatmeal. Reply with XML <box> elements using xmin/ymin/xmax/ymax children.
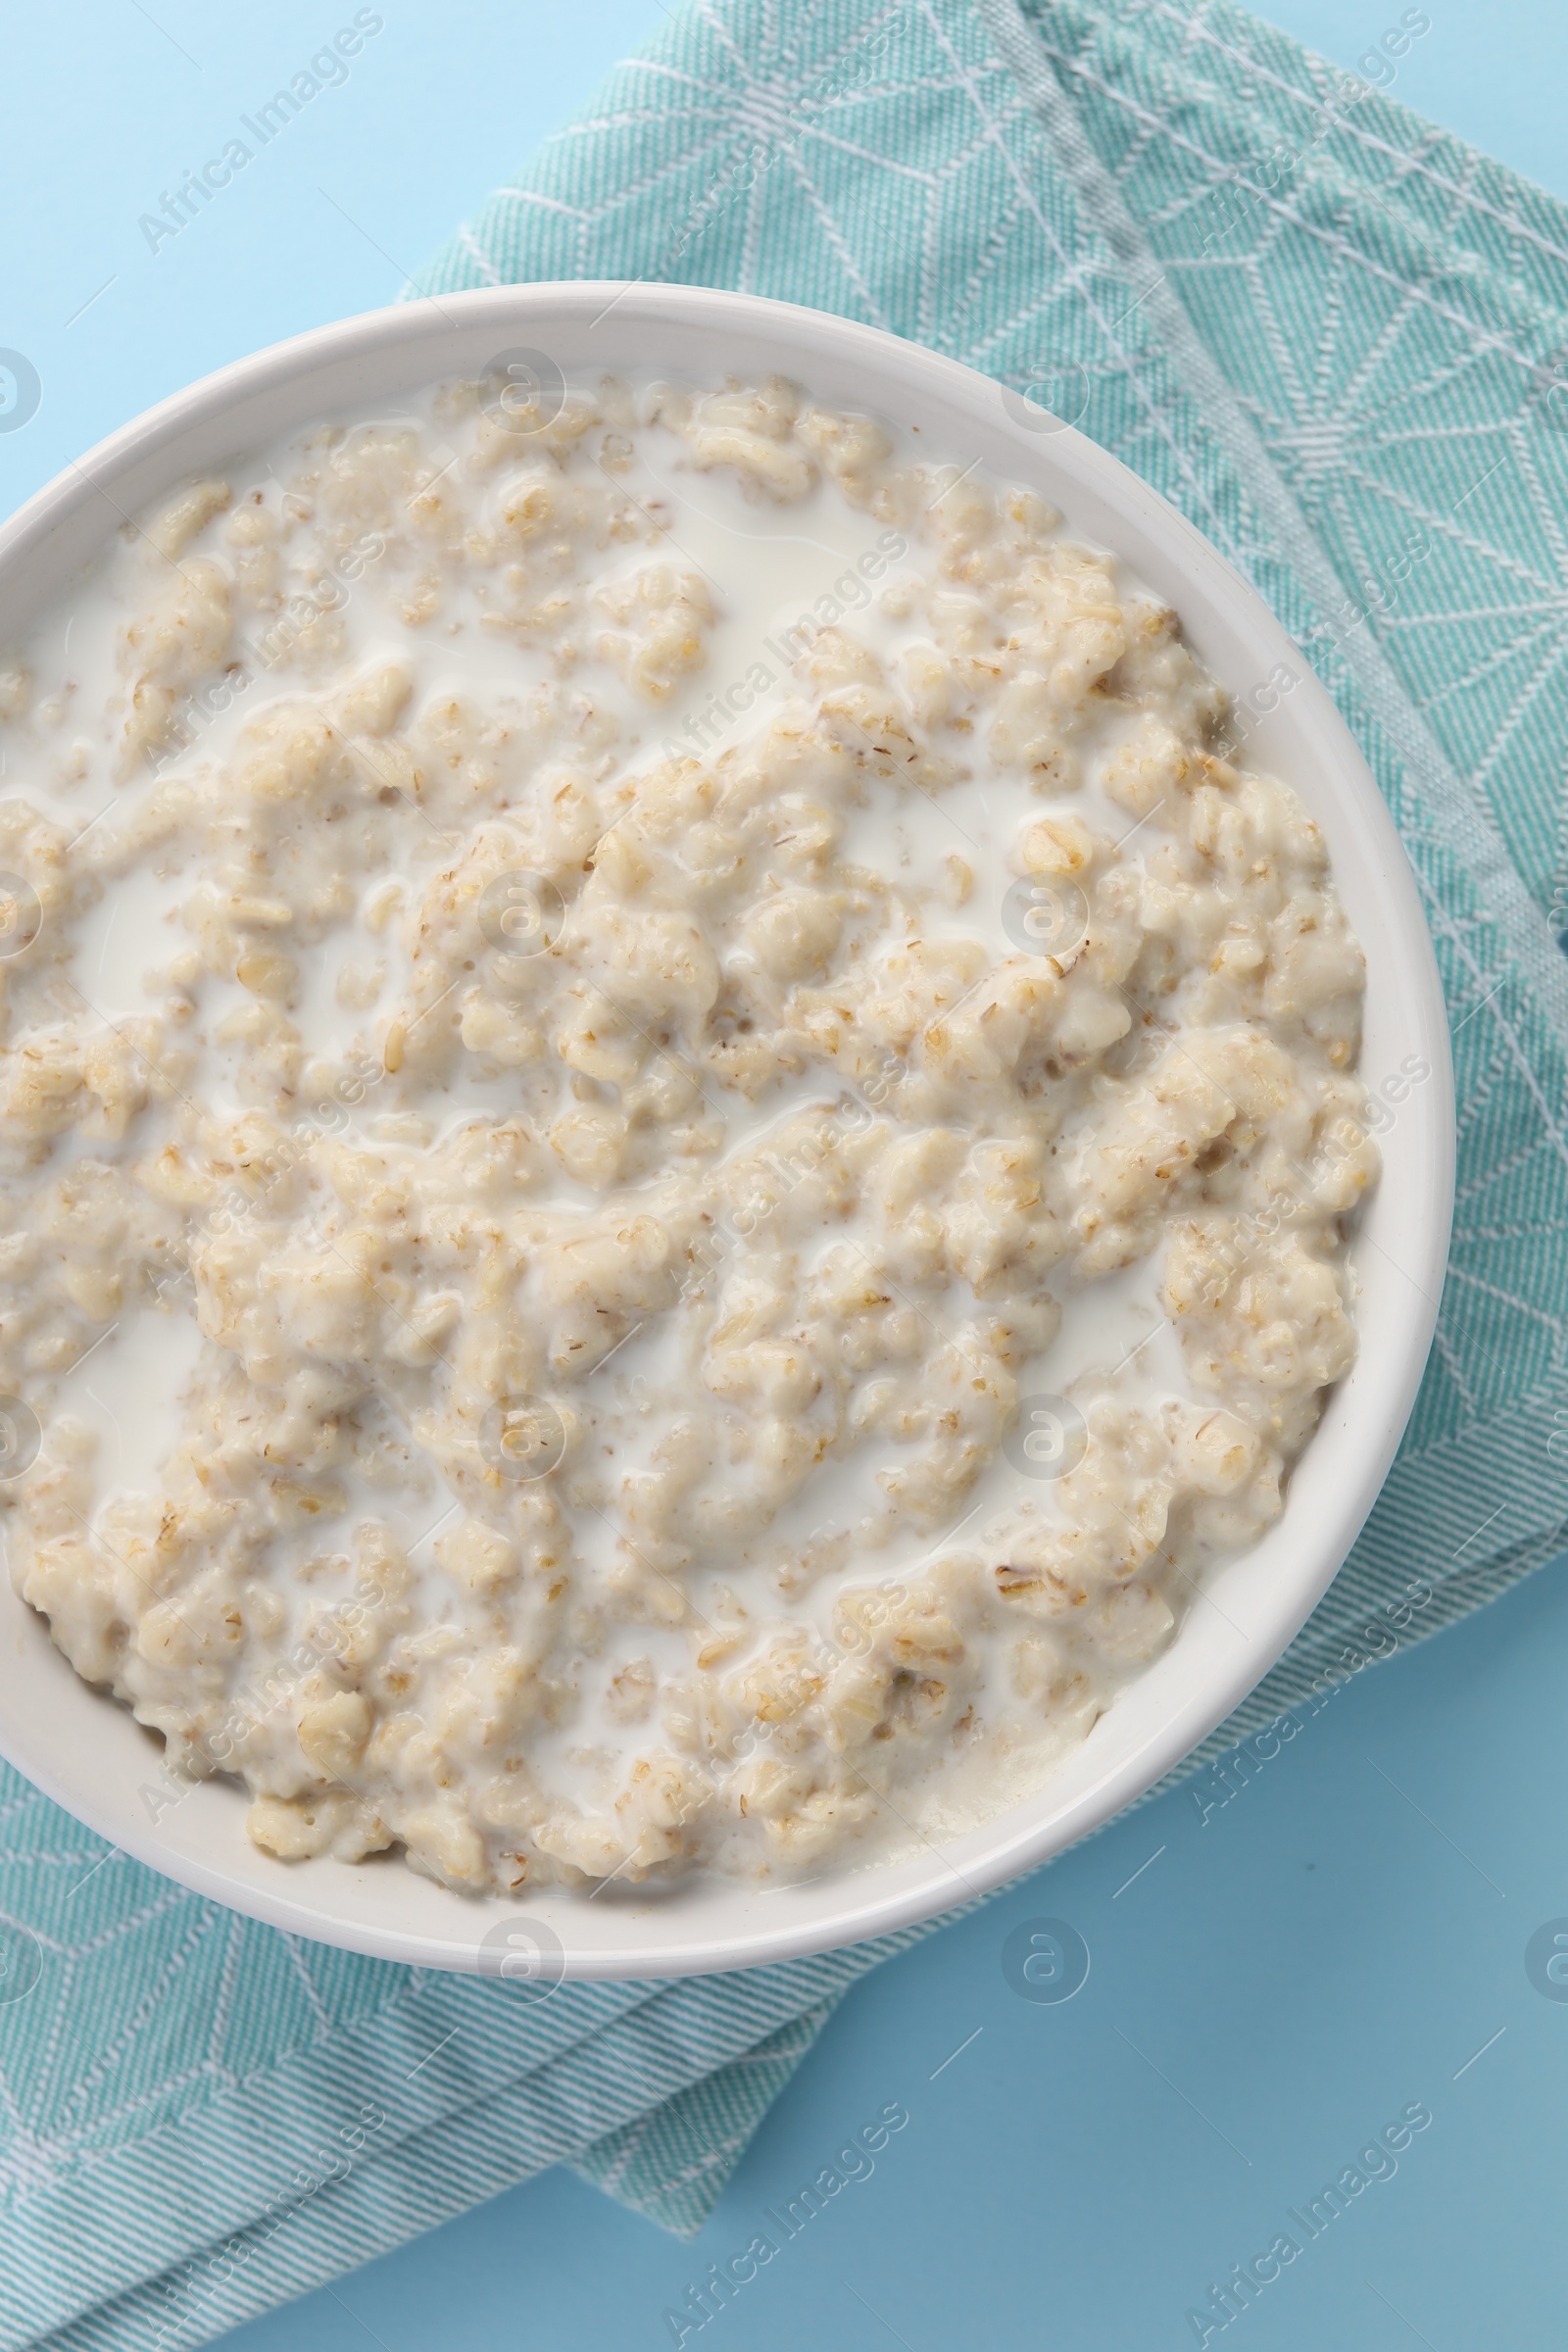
<box><xmin>0</xmin><ymin>366</ymin><xmax>1377</xmax><ymax>1892</ymax></box>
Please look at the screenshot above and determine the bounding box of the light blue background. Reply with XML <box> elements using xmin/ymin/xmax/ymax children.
<box><xmin>4</xmin><ymin>6</ymin><xmax>1567</xmax><ymax>2346</ymax></box>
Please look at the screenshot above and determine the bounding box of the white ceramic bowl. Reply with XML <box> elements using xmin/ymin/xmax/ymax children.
<box><xmin>0</xmin><ymin>285</ymin><xmax>1453</xmax><ymax>1981</ymax></box>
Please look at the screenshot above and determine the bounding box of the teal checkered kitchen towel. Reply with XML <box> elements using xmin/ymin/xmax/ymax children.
<box><xmin>8</xmin><ymin>1</ymin><xmax>1568</xmax><ymax>2342</ymax></box>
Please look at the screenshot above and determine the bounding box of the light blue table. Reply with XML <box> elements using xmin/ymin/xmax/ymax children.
<box><xmin>4</xmin><ymin>6</ymin><xmax>1566</xmax><ymax>2344</ymax></box>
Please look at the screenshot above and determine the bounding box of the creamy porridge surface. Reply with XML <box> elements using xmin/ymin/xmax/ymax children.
<box><xmin>0</xmin><ymin>368</ymin><xmax>1377</xmax><ymax>1893</ymax></box>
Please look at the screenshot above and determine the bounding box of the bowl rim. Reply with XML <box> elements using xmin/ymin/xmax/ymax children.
<box><xmin>0</xmin><ymin>281</ymin><xmax>1455</xmax><ymax>1980</ymax></box>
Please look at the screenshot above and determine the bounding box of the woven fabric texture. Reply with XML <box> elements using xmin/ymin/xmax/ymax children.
<box><xmin>5</xmin><ymin>3</ymin><xmax>1568</xmax><ymax>2343</ymax></box>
